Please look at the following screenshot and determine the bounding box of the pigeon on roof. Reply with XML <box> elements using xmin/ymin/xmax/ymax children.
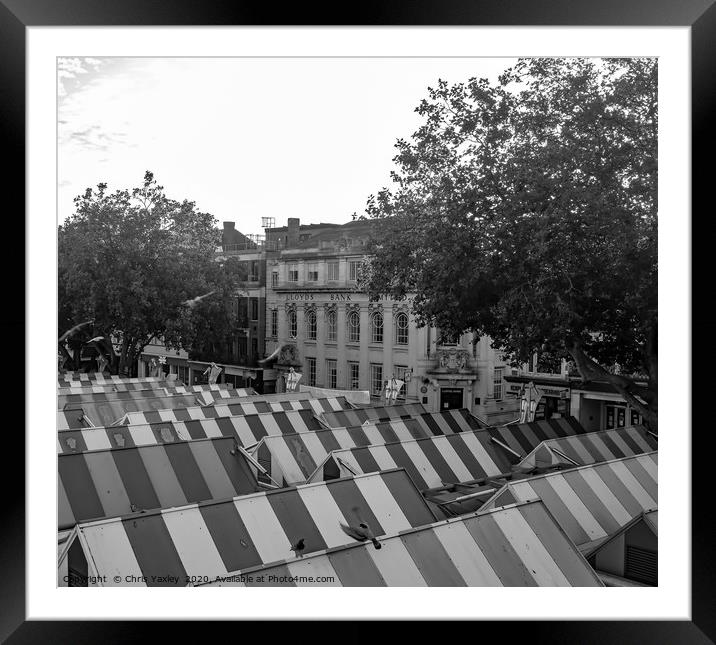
<box><xmin>290</xmin><ymin>538</ymin><xmax>305</xmax><ymax>558</ymax></box>
<box><xmin>340</xmin><ymin>507</ymin><xmax>381</xmax><ymax>549</ymax></box>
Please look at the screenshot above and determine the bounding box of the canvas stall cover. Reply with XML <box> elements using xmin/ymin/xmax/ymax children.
<box><xmin>259</xmin><ymin>428</ymin><xmax>514</xmax><ymax>487</ymax></box>
<box><xmin>59</xmin><ymin>374</ymin><xmax>167</xmax><ymax>384</ymax></box>
<box><xmin>119</xmin><ymin>395</ymin><xmax>352</xmax><ymax>425</ymax></box>
<box><xmin>58</xmin><ymin>381</ymin><xmax>178</xmax><ymax>394</ymax></box>
<box><xmin>307</xmin><ymin>430</ymin><xmax>516</xmax><ymax>489</ymax></box>
<box><xmin>59</xmin><ymin>469</ymin><xmax>437</xmax><ymax>586</ymax></box>
<box><xmin>516</xmin><ymin>426</ymin><xmax>657</xmax><ymax>471</ymax></box>
<box><xmin>319</xmin><ymin>404</ymin><xmax>475</xmax><ymax>430</ymax></box>
<box><xmin>479</xmin><ymin>452</ymin><xmax>658</xmax><ymax>550</ymax></box>
<box><xmin>59</xmin><ymin>409</ymin><xmax>333</xmax><ymax>454</ymax></box>
<box><xmin>58</xmin><ymin>389</ymin><xmax>209</xmax><ymax>410</ymax></box>
<box><xmin>486</xmin><ymin>417</ymin><xmax>587</xmax><ymax>464</ymax></box>
<box><xmin>300</xmin><ymin>385</ymin><xmax>371</xmax><ymax>406</ymax></box>
<box><xmin>196</xmin><ymin>499</ymin><xmax>603</xmax><ymax>587</ymax></box>
<box><xmin>57</xmin><ymin>394</ymin><xmax>206</xmax><ymax>429</ymax></box>
<box><xmin>58</xmin><ymin>436</ymin><xmax>261</xmax><ymax>529</ymax></box>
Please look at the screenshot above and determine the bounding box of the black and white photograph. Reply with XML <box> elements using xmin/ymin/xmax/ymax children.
<box><xmin>54</xmin><ymin>53</ymin><xmax>660</xmax><ymax>591</ymax></box>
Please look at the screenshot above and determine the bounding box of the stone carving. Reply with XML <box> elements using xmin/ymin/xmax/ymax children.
<box><xmin>437</xmin><ymin>349</ymin><xmax>470</xmax><ymax>372</ymax></box>
<box><xmin>277</xmin><ymin>344</ymin><xmax>302</xmax><ymax>366</ymax></box>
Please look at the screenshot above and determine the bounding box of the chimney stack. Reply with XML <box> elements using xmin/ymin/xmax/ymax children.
<box><xmin>223</xmin><ymin>221</ymin><xmax>235</xmax><ymax>230</ymax></box>
<box><xmin>287</xmin><ymin>217</ymin><xmax>300</xmax><ymax>248</ymax></box>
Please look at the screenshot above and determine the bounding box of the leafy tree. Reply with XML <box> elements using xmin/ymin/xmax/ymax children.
<box><xmin>58</xmin><ymin>172</ymin><xmax>245</xmax><ymax>376</ymax></box>
<box><xmin>360</xmin><ymin>58</ymin><xmax>658</xmax><ymax>430</ymax></box>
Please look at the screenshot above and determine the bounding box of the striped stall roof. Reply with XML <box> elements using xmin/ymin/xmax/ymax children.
<box><xmin>58</xmin><ymin>436</ymin><xmax>261</xmax><ymax>529</ymax></box>
<box><xmin>479</xmin><ymin>452</ymin><xmax>658</xmax><ymax>549</ymax></box>
<box><xmin>516</xmin><ymin>426</ymin><xmax>657</xmax><ymax>471</ymax></box>
<box><xmin>59</xmin><ymin>381</ymin><xmax>178</xmax><ymax>393</ymax></box>
<box><xmin>58</xmin><ymin>382</ymin><xmax>242</xmax><ymax>394</ymax></box>
<box><xmin>57</xmin><ymin>394</ymin><xmax>205</xmax><ymax>429</ymax></box>
<box><xmin>57</xmin><ymin>388</ymin><xmax>215</xmax><ymax>410</ymax></box>
<box><xmin>319</xmin><ymin>403</ymin><xmax>429</xmax><ymax>428</ymax></box>
<box><xmin>58</xmin><ymin>374</ymin><xmax>168</xmax><ymax>384</ymax></box>
<box><xmin>59</xmin><ymin>469</ymin><xmax>438</xmax><ymax>586</ymax></box>
<box><xmin>262</xmin><ymin>428</ymin><xmax>513</xmax><ymax>487</ymax></box>
<box><xmin>486</xmin><ymin>417</ymin><xmax>587</xmax><ymax>463</ymax></box>
<box><xmin>196</xmin><ymin>500</ymin><xmax>603</xmax><ymax>587</ymax></box>
<box><xmin>58</xmin><ymin>409</ymin><xmax>330</xmax><ymax>454</ymax></box>
<box><xmin>119</xmin><ymin>395</ymin><xmax>352</xmax><ymax>425</ymax></box>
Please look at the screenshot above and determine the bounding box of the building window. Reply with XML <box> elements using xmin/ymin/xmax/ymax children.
<box><xmin>395</xmin><ymin>312</ymin><xmax>409</xmax><ymax>345</ymax></box>
<box><xmin>250</xmin><ymin>298</ymin><xmax>259</xmax><ymax>321</ymax></box>
<box><xmin>371</xmin><ymin>311</ymin><xmax>383</xmax><ymax>344</ymax></box>
<box><xmin>306</xmin><ymin>309</ymin><xmax>317</xmax><ymax>340</ymax></box>
<box><xmin>288</xmin><ymin>264</ymin><xmax>299</xmax><ymax>282</ymax></box>
<box><xmin>307</xmin><ymin>357</ymin><xmax>316</xmax><ymax>386</ymax></box>
<box><xmin>326</xmin><ymin>359</ymin><xmax>337</xmax><ymax>389</ymax></box>
<box><xmin>327</xmin><ymin>261</ymin><xmax>339</xmax><ymax>281</ymax></box>
<box><xmin>493</xmin><ymin>367</ymin><xmax>504</xmax><ymax>400</ymax></box>
<box><xmin>307</xmin><ymin>263</ymin><xmax>319</xmax><ymax>282</ymax></box>
<box><xmin>393</xmin><ymin>366</ymin><xmax>409</xmax><ymax>400</ymax></box>
<box><xmin>177</xmin><ymin>365</ymin><xmax>189</xmax><ymax>384</ymax></box>
<box><xmin>288</xmin><ymin>310</ymin><xmax>297</xmax><ymax>339</ymax></box>
<box><xmin>348</xmin><ymin>260</ymin><xmax>361</xmax><ymax>282</ymax></box>
<box><xmin>249</xmin><ymin>260</ymin><xmax>259</xmax><ymax>282</ymax></box>
<box><xmin>270</xmin><ymin>310</ymin><xmax>278</xmax><ymax>337</ymax></box>
<box><xmin>370</xmin><ymin>364</ymin><xmax>383</xmax><ymax>397</ymax></box>
<box><xmin>271</xmin><ymin>272</ymin><xmax>278</xmax><ymax>288</ymax></box>
<box><xmin>326</xmin><ymin>309</ymin><xmax>337</xmax><ymax>342</ymax></box>
<box><xmin>347</xmin><ymin>310</ymin><xmax>360</xmax><ymax>343</ymax></box>
<box><xmin>348</xmin><ymin>362</ymin><xmax>360</xmax><ymax>390</ymax></box>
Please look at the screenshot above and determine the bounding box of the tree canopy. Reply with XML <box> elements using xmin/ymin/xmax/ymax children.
<box><xmin>58</xmin><ymin>171</ymin><xmax>245</xmax><ymax>375</ymax></box>
<box><xmin>360</xmin><ymin>58</ymin><xmax>658</xmax><ymax>429</ymax></box>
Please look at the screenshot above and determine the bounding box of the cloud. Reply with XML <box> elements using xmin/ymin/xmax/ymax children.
<box><xmin>57</xmin><ymin>57</ymin><xmax>105</xmax><ymax>98</ymax></box>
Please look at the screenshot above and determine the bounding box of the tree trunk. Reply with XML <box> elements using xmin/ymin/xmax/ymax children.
<box><xmin>568</xmin><ymin>340</ymin><xmax>657</xmax><ymax>433</ymax></box>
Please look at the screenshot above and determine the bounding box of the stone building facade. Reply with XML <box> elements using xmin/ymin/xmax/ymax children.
<box><xmin>263</xmin><ymin>218</ymin><xmax>519</xmax><ymax>424</ymax></box>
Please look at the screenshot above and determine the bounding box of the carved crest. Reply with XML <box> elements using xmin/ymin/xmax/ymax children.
<box><xmin>437</xmin><ymin>349</ymin><xmax>470</xmax><ymax>372</ymax></box>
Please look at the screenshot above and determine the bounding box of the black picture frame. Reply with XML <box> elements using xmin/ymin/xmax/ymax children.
<box><xmin>4</xmin><ymin>0</ymin><xmax>708</xmax><ymax>642</ymax></box>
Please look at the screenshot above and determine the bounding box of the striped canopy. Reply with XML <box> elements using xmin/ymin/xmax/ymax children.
<box><xmin>59</xmin><ymin>409</ymin><xmax>336</xmax><ymax>454</ymax></box>
<box><xmin>58</xmin><ymin>374</ymin><xmax>168</xmax><ymax>384</ymax></box>
<box><xmin>319</xmin><ymin>403</ymin><xmax>430</xmax><ymax>428</ymax></box>
<box><xmin>58</xmin><ymin>436</ymin><xmax>261</xmax><ymax>529</ymax></box>
<box><xmin>118</xmin><ymin>395</ymin><xmax>352</xmax><ymax>425</ymax></box>
<box><xmin>486</xmin><ymin>417</ymin><xmax>587</xmax><ymax>463</ymax></box>
<box><xmin>262</xmin><ymin>428</ymin><xmax>514</xmax><ymax>488</ymax></box>
<box><xmin>479</xmin><ymin>452</ymin><xmax>658</xmax><ymax>549</ymax></box>
<box><xmin>57</xmin><ymin>388</ymin><xmax>225</xmax><ymax>410</ymax></box>
<box><xmin>57</xmin><ymin>382</ymin><xmax>241</xmax><ymax>394</ymax></box>
<box><xmin>309</xmin><ymin>430</ymin><xmax>516</xmax><ymax>489</ymax></box>
<box><xmin>195</xmin><ymin>500</ymin><xmax>603</xmax><ymax>587</ymax></box>
<box><xmin>516</xmin><ymin>426</ymin><xmax>657</xmax><ymax>471</ymax></box>
<box><xmin>58</xmin><ymin>381</ymin><xmax>177</xmax><ymax>393</ymax></box>
<box><xmin>57</xmin><ymin>394</ymin><xmax>206</xmax><ymax>429</ymax></box>
<box><xmin>58</xmin><ymin>469</ymin><xmax>438</xmax><ymax>586</ymax></box>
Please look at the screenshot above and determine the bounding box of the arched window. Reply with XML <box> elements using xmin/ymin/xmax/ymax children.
<box><xmin>347</xmin><ymin>310</ymin><xmax>360</xmax><ymax>343</ymax></box>
<box><xmin>288</xmin><ymin>310</ymin><xmax>297</xmax><ymax>339</ymax></box>
<box><xmin>306</xmin><ymin>309</ymin><xmax>317</xmax><ymax>340</ymax></box>
<box><xmin>395</xmin><ymin>312</ymin><xmax>409</xmax><ymax>345</ymax></box>
<box><xmin>371</xmin><ymin>311</ymin><xmax>383</xmax><ymax>343</ymax></box>
<box><xmin>326</xmin><ymin>309</ymin><xmax>337</xmax><ymax>342</ymax></box>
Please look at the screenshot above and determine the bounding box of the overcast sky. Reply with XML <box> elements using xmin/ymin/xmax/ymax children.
<box><xmin>58</xmin><ymin>57</ymin><xmax>515</xmax><ymax>236</ymax></box>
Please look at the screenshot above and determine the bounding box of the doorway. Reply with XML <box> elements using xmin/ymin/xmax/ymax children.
<box><xmin>440</xmin><ymin>387</ymin><xmax>464</xmax><ymax>410</ymax></box>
